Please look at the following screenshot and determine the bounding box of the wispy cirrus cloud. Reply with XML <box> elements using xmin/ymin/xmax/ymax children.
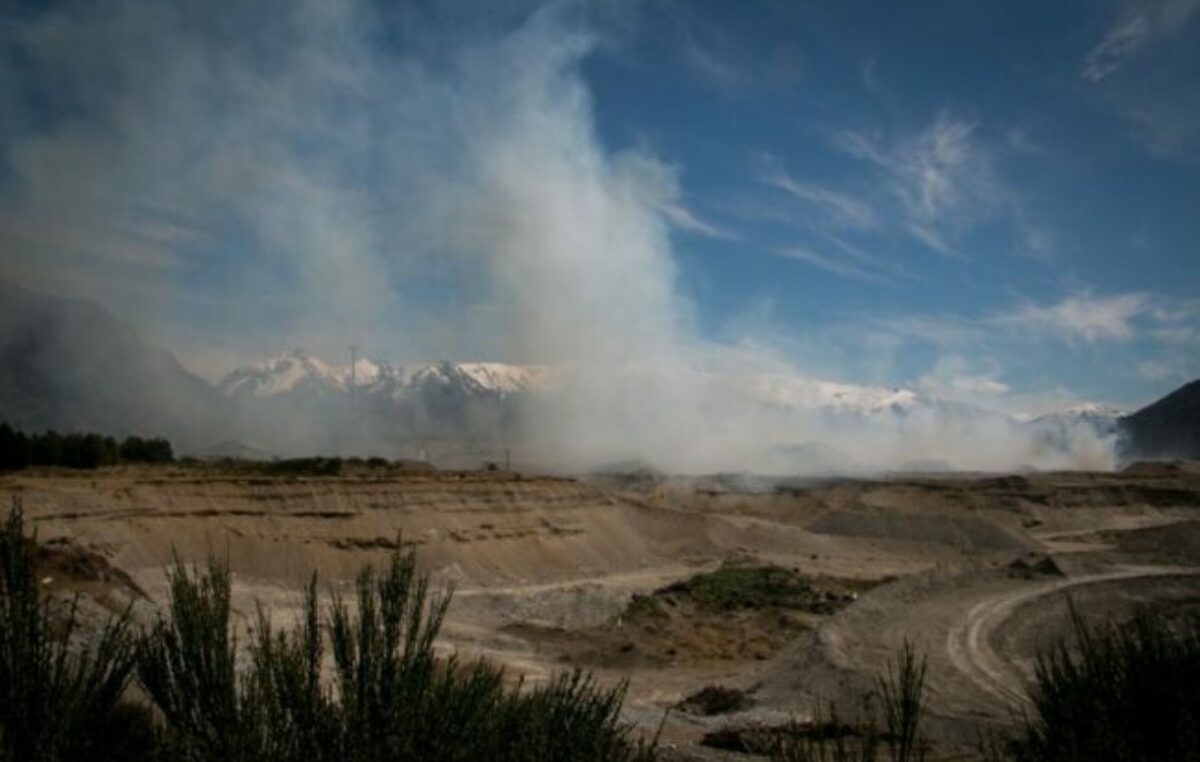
<box><xmin>830</xmin><ymin>290</ymin><xmax>1199</xmax><ymax>414</ymax></box>
<box><xmin>660</xmin><ymin>202</ymin><xmax>738</xmax><ymax>240</ymax></box>
<box><xmin>834</xmin><ymin>111</ymin><xmax>1007</xmax><ymax>256</ymax></box>
<box><xmin>995</xmin><ymin>292</ymin><xmax>1152</xmax><ymax>343</ymax></box>
<box><xmin>1136</xmin><ymin>359</ymin><xmax>1175</xmax><ymax>380</ymax></box>
<box><xmin>1083</xmin><ymin>13</ymin><xmax>1154</xmax><ymax>82</ymax></box>
<box><xmin>775</xmin><ymin>245</ymin><xmax>882</xmax><ymax>283</ymax></box>
<box><xmin>1082</xmin><ymin>0</ymin><xmax>1200</xmax><ymax>82</ymax></box>
<box><xmin>757</xmin><ymin>157</ymin><xmax>878</xmax><ymax>231</ymax></box>
<box><xmin>857</xmin><ymin>291</ymin><xmax>1198</xmax><ymax>352</ymax></box>
<box><xmin>731</xmin><ymin>154</ymin><xmax>904</xmax><ymax>282</ymax></box>
<box><xmin>1081</xmin><ymin>0</ymin><xmax>1200</xmax><ymax>156</ymax></box>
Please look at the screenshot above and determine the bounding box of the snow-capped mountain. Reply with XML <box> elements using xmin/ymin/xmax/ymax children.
<box><xmin>212</xmin><ymin>349</ymin><xmax>1132</xmax><ymax>468</ymax></box>
<box><xmin>220</xmin><ymin>351</ymin><xmax>1133</xmax><ymax>431</ymax></box>
<box><xmin>219</xmin><ymin>350</ymin><xmax>1047</xmax><ymax>422</ymax></box>
<box><xmin>741</xmin><ymin>373</ymin><xmax>921</xmax><ymax>415</ymax></box>
<box><xmin>220</xmin><ymin>349</ymin><xmax>347</xmax><ymax>397</ymax></box>
<box><xmin>0</xmin><ymin>281</ymin><xmax>1165</xmax><ymax>471</ymax></box>
<box><xmin>1027</xmin><ymin>403</ymin><xmax>1125</xmax><ymax>433</ymax></box>
<box><xmin>219</xmin><ymin>350</ymin><xmax>553</xmax><ymax>400</ymax></box>
<box><xmin>1022</xmin><ymin>403</ymin><xmax>1126</xmax><ymax>458</ymax></box>
<box><xmin>221</xmin><ymin>350</ymin><xmax>937</xmax><ymax>418</ymax></box>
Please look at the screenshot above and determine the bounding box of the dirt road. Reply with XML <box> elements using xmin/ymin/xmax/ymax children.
<box><xmin>945</xmin><ymin>567</ymin><xmax>1200</xmax><ymax>711</ymax></box>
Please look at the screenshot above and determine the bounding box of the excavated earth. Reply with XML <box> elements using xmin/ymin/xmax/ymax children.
<box><xmin>5</xmin><ymin>461</ymin><xmax>1200</xmax><ymax>760</ymax></box>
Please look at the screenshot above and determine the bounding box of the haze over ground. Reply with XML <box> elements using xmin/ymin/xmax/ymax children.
<box><xmin>1</xmin><ymin>0</ymin><xmax>1198</xmax><ymax>470</ymax></box>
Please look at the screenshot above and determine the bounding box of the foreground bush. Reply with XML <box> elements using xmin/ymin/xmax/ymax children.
<box><xmin>137</xmin><ymin>544</ymin><xmax>654</xmax><ymax>761</ymax></box>
<box><xmin>1001</xmin><ymin>604</ymin><xmax>1200</xmax><ymax>762</ymax></box>
<box><xmin>2</xmin><ymin>500</ymin><xmax>654</xmax><ymax>761</ymax></box>
<box><xmin>0</xmin><ymin>501</ymin><xmax>144</xmax><ymax>761</ymax></box>
<box><xmin>771</xmin><ymin>640</ymin><xmax>928</xmax><ymax>762</ymax></box>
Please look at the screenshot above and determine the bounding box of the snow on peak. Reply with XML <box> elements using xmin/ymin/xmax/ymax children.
<box><xmin>1061</xmin><ymin>402</ymin><xmax>1125</xmax><ymax>418</ymax></box>
<box><xmin>743</xmin><ymin>373</ymin><xmax>922</xmax><ymax>414</ymax></box>
<box><xmin>219</xmin><ymin>352</ymin><xmax>551</xmax><ymax>399</ymax></box>
<box><xmin>458</xmin><ymin>363</ymin><xmax>554</xmax><ymax>394</ymax></box>
<box><xmin>220</xmin><ymin>348</ymin><xmax>343</xmax><ymax>397</ymax></box>
<box><xmin>1018</xmin><ymin>402</ymin><xmax>1126</xmax><ymax>424</ymax></box>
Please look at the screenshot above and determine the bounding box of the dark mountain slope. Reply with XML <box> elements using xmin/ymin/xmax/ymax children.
<box><xmin>1120</xmin><ymin>380</ymin><xmax>1200</xmax><ymax>461</ymax></box>
<box><xmin>0</xmin><ymin>280</ymin><xmax>223</xmax><ymax>448</ymax></box>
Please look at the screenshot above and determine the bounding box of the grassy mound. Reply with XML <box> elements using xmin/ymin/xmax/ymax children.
<box><xmin>656</xmin><ymin>563</ymin><xmax>852</xmax><ymax>614</ymax></box>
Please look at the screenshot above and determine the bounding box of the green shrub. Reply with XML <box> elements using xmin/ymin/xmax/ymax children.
<box><xmin>260</xmin><ymin>458</ymin><xmax>343</xmax><ymax>476</ymax></box>
<box><xmin>1000</xmin><ymin>603</ymin><xmax>1200</xmax><ymax>762</ymax></box>
<box><xmin>136</xmin><ymin>555</ymin><xmax>251</xmax><ymax>761</ymax></box>
<box><xmin>662</xmin><ymin>563</ymin><xmax>819</xmax><ymax>612</ymax></box>
<box><xmin>0</xmin><ymin>500</ymin><xmax>142</xmax><ymax>762</ymax></box>
<box><xmin>772</xmin><ymin>640</ymin><xmax>927</xmax><ymax>762</ymax></box>
<box><xmin>137</xmin><ymin>541</ymin><xmax>656</xmax><ymax>761</ymax></box>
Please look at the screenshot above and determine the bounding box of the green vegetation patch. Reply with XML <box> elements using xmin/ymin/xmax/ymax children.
<box><xmin>660</xmin><ymin>563</ymin><xmax>844</xmax><ymax>614</ymax></box>
<box><xmin>257</xmin><ymin>456</ymin><xmax>343</xmax><ymax>476</ymax></box>
<box><xmin>0</xmin><ymin>421</ymin><xmax>174</xmax><ymax>471</ymax></box>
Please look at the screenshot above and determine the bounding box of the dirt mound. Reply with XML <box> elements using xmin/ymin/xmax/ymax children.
<box><xmin>1111</xmin><ymin>520</ymin><xmax>1200</xmax><ymax>564</ymax></box>
<box><xmin>6</xmin><ymin>470</ymin><xmax>733</xmax><ymax>587</ymax></box>
<box><xmin>1113</xmin><ymin>458</ymin><xmax>1190</xmax><ymax>477</ymax></box>
<box><xmin>807</xmin><ymin>510</ymin><xmax>1034</xmax><ymax>553</ymax></box>
<box><xmin>507</xmin><ymin>564</ymin><xmax>871</xmax><ymax>669</ymax></box>
<box><xmin>676</xmin><ymin>685</ymin><xmax>754</xmax><ymax>716</ymax></box>
<box><xmin>35</xmin><ymin>537</ymin><xmax>147</xmax><ymax>596</ymax></box>
<box><xmin>1007</xmin><ymin>554</ymin><xmax>1064</xmax><ymax>579</ymax></box>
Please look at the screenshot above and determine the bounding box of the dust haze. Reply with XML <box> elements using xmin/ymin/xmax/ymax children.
<box><xmin>0</xmin><ymin>0</ymin><xmax>1116</xmax><ymax>472</ymax></box>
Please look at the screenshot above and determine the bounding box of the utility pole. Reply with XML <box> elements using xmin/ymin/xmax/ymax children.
<box><xmin>347</xmin><ymin>344</ymin><xmax>358</xmax><ymax>459</ymax></box>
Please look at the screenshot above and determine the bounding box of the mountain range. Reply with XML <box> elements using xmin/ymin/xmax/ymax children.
<box><xmin>0</xmin><ymin>280</ymin><xmax>1195</xmax><ymax>468</ymax></box>
<box><xmin>219</xmin><ymin>349</ymin><xmax>552</xmax><ymax>401</ymax></box>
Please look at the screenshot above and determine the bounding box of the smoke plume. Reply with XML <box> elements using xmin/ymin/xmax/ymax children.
<box><xmin>0</xmin><ymin>0</ymin><xmax>1117</xmax><ymax>472</ymax></box>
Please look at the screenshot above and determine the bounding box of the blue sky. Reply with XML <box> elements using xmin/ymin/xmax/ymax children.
<box><xmin>0</xmin><ymin>0</ymin><xmax>1198</xmax><ymax>414</ymax></box>
<box><xmin>578</xmin><ymin>0</ymin><xmax>1200</xmax><ymax>409</ymax></box>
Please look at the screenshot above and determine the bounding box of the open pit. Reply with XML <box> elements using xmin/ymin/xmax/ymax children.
<box><xmin>6</xmin><ymin>461</ymin><xmax>1200</xmax><ymax>759</ymax></box>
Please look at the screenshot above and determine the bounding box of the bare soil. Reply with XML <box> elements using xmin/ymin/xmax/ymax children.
<box><xmin>6</xmin><ymin>460</ymin><xmax>1200</xmax><ymax>760</ymax></box>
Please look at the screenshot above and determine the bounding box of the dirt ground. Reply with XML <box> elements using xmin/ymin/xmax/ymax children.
<box><xmin>5</xmin><ymin>460</ymin><xmax>1200</xmax><ymax>760</ymax></box>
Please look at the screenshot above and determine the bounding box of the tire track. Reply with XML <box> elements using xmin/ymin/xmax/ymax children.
<box><xmin>944</xmin><ymin>566</ymin><xmax>1200</xmax><ymax>711</ymax></box>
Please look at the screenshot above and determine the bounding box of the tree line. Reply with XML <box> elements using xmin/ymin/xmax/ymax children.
<box><xmin>0</xmin><ymin>422</ymin><xmax>173</xmax><ymax>471</ymax></box>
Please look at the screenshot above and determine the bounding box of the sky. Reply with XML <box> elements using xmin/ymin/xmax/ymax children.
<box><xmin>1</xmin><ymin>0</ymin><xmax>1198</xmax><ymax>418</ymax></box>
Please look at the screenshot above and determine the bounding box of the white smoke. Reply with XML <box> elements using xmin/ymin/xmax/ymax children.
<box><xmin>0</xmin><ymin>0</ymin><xmax>1118</xmax><ymax>473</ymax></box>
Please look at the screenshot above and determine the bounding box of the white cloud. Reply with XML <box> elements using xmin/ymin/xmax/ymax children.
<box><xmin>660</xmin><ymin>202</ymin><xmax>737</xmax><ymax>240</ymax></box>
<box><xmin>1136</xmin><ymin>360</ymin><xmax>1174</xmax><ymax>380</ymax></box>
<box><xmin>775</xmin><ymin>246</ymin><xmax>880</xmax><ymax>282</ymax></box>
<box><xmin>996</xmin><ymin>293</ymin><xmax>1150</xmax><ymax>342</ymax></box>
<box><xmin>1080</xmin><ymin>0</ymin><xmax>1200</xmax><ymax>157</ymax></box>
<box><xmin>1083</xmin><ymin>13</ymin><xmax>1153</xmax><ymax>82</ymax></box>
<box><xmin>860</xmin><ymin>291</ymin><xmax>1199</xmax><ymax>354</ymax></box>
<box><xmin>874</xmin><ymin>313</ymin><xmax>985</xmax><ymax>347</ymax></box>
<box><xmin>758</xmin><ymin>162</ymin><xmax>878</xmax><ymax>230</ymax></box>
<box><xmin>917</xmin><ymin>356</ymin><xmax>1010</xmax><ymax>400</ymax></box>
<box><xmin>1082</xmin><ymin>0</ymin><xmax>1200</xmax><ymax>82</ymax></box>
<box><xmin>680</xmin><ymin>32</ymin><xmax>743</xmax><ymax>91</ymax></box>
<box><xmin>835</xmin><ymin>111</ymin><xmax>1006</xmax><ymax>255</ymax></box>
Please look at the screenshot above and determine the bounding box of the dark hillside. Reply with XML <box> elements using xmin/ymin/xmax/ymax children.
<box><xmin>0</xmin><ymin>280</ymin><xmax>223</xmax><ymax>449</ymax></box>
<box><xmin>1120</xmin><ymin>380</ymin><xmax>1200</xmax><ymax>461</ymax></box>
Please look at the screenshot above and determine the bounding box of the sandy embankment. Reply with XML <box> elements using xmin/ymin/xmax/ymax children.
<box><xmin>6</xmin><ymin>463</ymin><xmax>1200</xmax><ymax>758</ymax></box>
